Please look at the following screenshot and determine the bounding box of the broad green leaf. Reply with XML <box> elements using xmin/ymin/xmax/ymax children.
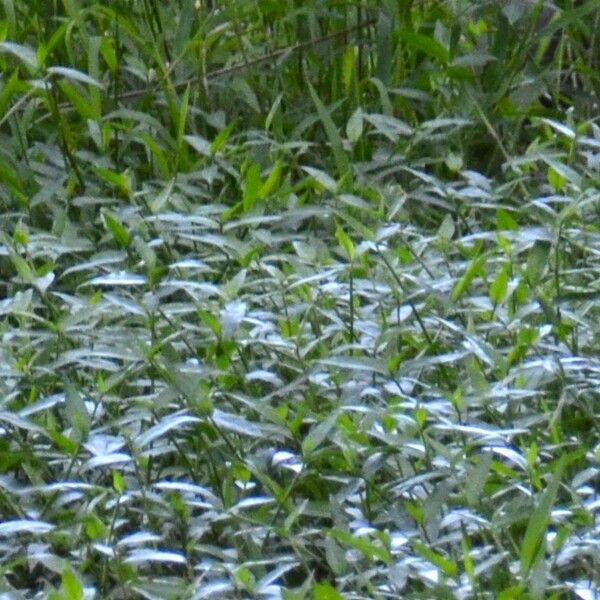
<box><xmin>413</xmin><ymin>540</ymin><xmax>458</xmax><ymax>576</ymax></box>
<box><xmin>342</xmin><ymin>45</ymin><xmax>357</xmax><ymax>93</ymax></box>
<box><xmin>176</xmin><ymin>83</ymin><xmax>191</xmax><ymax>155</ymax></box>
<box><xmin>8</xmin><ymin>250</ymin><xmax>33</xmax><ymax>282</ymax></box>
<box><xmin>64</xmin><ymin>382</ymin><xmax>91</xmax><ymax>442</ymax></box>
<box><xmin>330</xmin><ymin>528</ymin><xmax>391</xmax><ymax>563</ymax></box>
<box><xmin>302</xmin><ymin>411</ymin><xmax>338</xmax><ymax>456</ymax></box>
<box><xmin>335</xmin><ymin>224</ymin><xmax>355</xmax><ymax>261</ymax></box>
<box><xmin>437</xmin><ymin>213</ymin><xmax>455</xmax><ymax>242</ymax></box>
<box><xmin>312</xmin><ymin>582</ymin><xmax>344</xmax><ymax>600</ymax></box>
<box><xmin>61</xmin><ymin>568</ymin><xmax>84</xmax><ymax>600</ymax></box>
<box><xmin>58</xmin><ymin>81</ymin><xmax>98</xmax><ymax>119</ymax></box>
<box><xmin>243</xmin><ymin>163</ymin><xmax>262</xmax><ymax>212</ymax></box>
<box><xmin>211</xmin><ymin>121</ymin><xmax>235</xmax><ymax>154</ymax></box>
<box><xmin>185</xmin><ymin>134</ymin><xmax>211</xmax><ymax>156</ymax></box>
<box><xmin>465</xmin><ymin>452</ymin><xmax>493</xmax><ymax>506</ymax></box>
<box><xmin>150</xmin><ymin>178</ymin><xmax>175</xmax><ymax>213</ymax></box>
<box><xmin>451</xmin><ymin>254</ymin><xmax>486</xmax><ymax>302</ymax></box>
<box><xmin>399</xmin><ymin>30</ymin><xmax>449</xmax><ymax>63</ymax></box>
<box><xmin>94</xmin><ymin>167</ymin><xmax>132</xmax><ymax>199</ymax></box>
<box><xmin>490</xmin><ymin>263</ymin><xmax>510</xmax><ymax>305</ymax></box>
<box><xmin>102</xmin><ymin>212</ymin><xmax>130</xmax><ymax>249</ymax></box>
<box><xmin>547</xmin><ymin>166</ymin><xmax>565</xmax><ymax>192</ymax></box>
<box><xmin>496</xmin><ymin>208</ymin><xmax>519</xmax><ymax>230</ymax></box>
<box><xmin>258</xmin><ymin>160</ymin><xmax>283</xmax><ymax>199</ymax></box>
<box><xmin>526</xmin><ymin>241</ymin><xmax>551</xmax><ymax>288</ymax></box>
<box><xmin>265</xmin><ymin>92</ymin><xmax>283</xmax><ymax>130</ymax></box>
<box><xmin>520</xmin><ymin>458</ymin><xmax>564</xmax><ymax>575</ymax></box>
<box><xmin>346</xmin><ymin>107</ymin><xmax>363</xmax><ymax>143</ymax></box>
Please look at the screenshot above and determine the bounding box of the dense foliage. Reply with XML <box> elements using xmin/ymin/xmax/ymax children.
<box><xmin>0</xmin><ymin>0</ymin><xmax>599</xmax><ymax>598</ymax></box>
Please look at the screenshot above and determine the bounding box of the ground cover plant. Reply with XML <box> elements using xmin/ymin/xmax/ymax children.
<box><xmin>0</xmin><ymin>0</ymin><xmax>599</xmax><ymax>598</ymax></box>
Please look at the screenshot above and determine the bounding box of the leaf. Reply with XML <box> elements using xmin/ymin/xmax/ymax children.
<box><xmin>312</xmin><ymin>582</ymin><xmax>344</xmax><ymax>600</ymax></box>
<box><xmin>0</xmin><ymin>520</ymin><xmax>54</xmax><ymax>536</ymax></box>
<box><xmin>8</xmin><ymin>249</ymin><xmax>33</xmax><ymax>282</ymax></box>
<box><xmin>211</xmin><ymin>121</ymin><xmax>235</xmax><ymax>154</ymax></box>
<box><xmin>363</xmin><ymin>112</ymin><xmax>413</xmax><ymax>141</ymax></box>
<box><xmin>335</xmin><ymin>224</ymin><xmax>355</xmax><ymax>260</ymax></box>
<box><xmin>177</xmin><ymin>83</ymin><xmax>190</xmax><ymax>142</ymax></box>
<box><xmin>94</xmin><ymin>166</ymin><xmax>132</xmax><ymax>199</ymax></box>
<box><xmin>64</xmin><ymin>382</ymin><xmax>91</xmax><ymax>442</ymax></box>
<box><xmin>451</xmin><ymin>254</ymin><xmax>487</xmax><ymax>302</ymax></box>
<box><xmin>47</xmin><ymin>66</ymin><xmax>104</xmax><ymax>89</ymax></box>
<box><xmin>465</xmin><ymin>452</ymin><xmax>493</xmax><ymax>506</ymax></box>
<box><xmin>346</xmin><ymin>107</ymin><xmax>363</xmax><ymax>143</ymax></box>
<box><xmin>526</xmin><ymin>241</ymin><xmax>551</xmax><ymax>288</ymax></box>
<box><xmin>61</xmin><ymin>568</ymin><xmax>84</xmax><ymax>600</ymax></box>
<box><xmin>437</xmin><ymin>213</ymin><xmax>455</xmax><ymax>242</ymax></box>
<box><xmin>400</xmin><ymin>30</ymin><xmax>449</xmax><ymax>63</ymax></box>
<box><xmin>302</xmin><ymin>166</ymin><xmax>337</xmax><ymax>193</ymax></box>
<box><xmin>520</xmin><ymin>458</ymin><xmax>565</xmax><ymax>575</ymax></box>
<box><xmin>265</xmin><ymin>92</ymin><xmax>283</xmax><ymax>130</ymax></box>
<box><xmin>135</xmin><ymin>413</ymin><xmax>201</xmax><ymax>448</ymax></box>
<box><xmin>102</xmin><ymin>211</ymin><xmax>130</xmax><ymax>248</ymax></box>
<box><xmin>258</xmin><ymin>160</ymin><xmax>283</xmax><ymax>199</ymax></box>
<box><xmin>220</xmin><ymin>300</ymin><xmax>246</xmax><ymax>339</ymax></box>
<box><xmin>185</xmin><ymin>134</ymin><xmax>212</xmax><ymax>156</ymax></box>
<box><xmin>243</xmin><ymin>163</ymin><xmax>262</xmax><ymax>212</ymax></box>
<box><xmin>306</xmin><ymin>77</ymin><xmax>350</xmax><ymax>179</ymax></box>
<box><xmin>212</xmin><ymin>409</ymin><xmax>277</xmax><ymax>438</ymax></box>
<box><xmin>124</xmin><ymin>549</ymin><xmax>187</xmax><ymax>565</ymax></box>
<box><xmin>413</xmin><ymin>540</ymin><xmax>458</xmax><ymax>576</ymax></box>
<box><xmin>490</xmin><ymin>263</ymin><xmax>510</xmax><ymax>305</ymax></box>
<box><xmin>0</xmin><ymin>41</ymin><xmax>38</xmax><ymax>71</ymax></box>
<box><xmin>302</xmin><ymin>411</ymin><xmax>338</xmax><ymax>456</ymax></box>
<box><xmin>330</xmin><ymin>528</ymin><xmax>391</xmax><ymax>563</ymax></box>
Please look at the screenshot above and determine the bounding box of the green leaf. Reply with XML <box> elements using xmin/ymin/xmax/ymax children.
<box><xmin>346</xmin><ymin>107</ymin><xmax>363</xmax><ymax>143</ymax></box>
<box><xmin>8</xmin><ymin>250</ymin><xmax>33</xmax><ymax>283</ymax></box>
<box><xmin>496</xmin><ymin>208</ymin><xmax>519</xmax><ymax>230</ymax></box>
<box><xmin>312</xmin><ymin>582</ymin><xmax>344</xmax><ymax>600</ymax></box>
<box><xmin>102</xmin><ymin>211</ymin><xmax>131</xmax><ymax>249</ymax></box>
<box><xmin>61</xmin><ymin>568</ymin><xmax>83</xmax><ymax>600</ymax></box>
<box><xmin>451</xmin><ymin>253</ymin><xmax>486</xmax><ymax>302</ymax></box>
<box><xmin>306</xmin><ymin>77</ymin><xmax>351</xmax><ymax>180</ymax></box>
<box><xmin>330</xmin><ymin>528</ymin><xmax>391</xmax><ymax>563</ymax></box>
<box><xmin>258</xmin><ymin>160</ymin><xmax>283</xmax><ymax>199</ymax></box>
<box><xmin>399</xmin><ymin>30</ymin><xmax>449</xmax><ymax>64</ymax></box>
<box><xmin>198</xmin><ymin>309</ymin><xmax>221</xmax><ymax>336</ymax></box>
<box><xmin>211</xmin><ymin>121</ymin><xmax>235</xmax><ymax>154</ymax></box>
<box><xmin>58</xmin><ymin>81</ymin><xmax>98</xmax><ymax>119</ymax></box>
<box><xmin>243</xmin><ymin>163</ymin><xmax>262</xmax><ymax>212</ymax></box>
<box><xmin>547</xmin><ymin>166</ymin><xmax>565</xmax><ymax>192</ymax></box>
<box><xmin>342</xmin><ymin>45</ymin><xmax>357</xmax><ymax>93</ymax></box>
<box><xmin>465</xmin><ymin>452</ymin><xmax>493</xmax><ymax>506</ymax></box>
<box><xmin>413</xmin><ymin>540</ymin><xmax>458</xmax><ymax>577</ymax></box>
<box><xmin>335</xmin><ymin>224</ymin><xmax>355</xmax><ymax>261</ymax></box>
<box><xmin>150</xmin><ymin>178</ymin><xmax>175</xmax><ymax>213</ymax></box>
<box><xmin>265</xmin><ymin>92</ymin><xmax>283</xmax><ymax>131</ymax></box>
<box><xmin>176</xmin><ymin>83</ymin><xmax>191</xmax><ymax>155</ymax></box>
<box><xmin>302</xmin><ymin>412</ymin><xmax>338</xmax><ymax>456</ymax></box>
<box><xmin>94</xmin><ymin>166</ymin><xmax>132</xmax><ymax>199</ymax></box>
<box><xmin>490</xmin><ymin>263</ymin><xmax>510</xmax><ymax>305</ymax></box>
<box><xmin>64</xmin><ymin>382</ymin><xmax>91</xmax><ymax>442</ymax></box>
<box><xmin>520</xmin><ymin>458</ymin><xmax>565</xmax><ymax>576</ymax></box>
<box><xmin>526</xmin><ymin>241</ymin><xmax>551</xmax><ymax>288</ymax></box>
<box><xmin>112</xmin><ymin>470</ymin><xmax>125</xmax><ymax>494</ymax></box>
